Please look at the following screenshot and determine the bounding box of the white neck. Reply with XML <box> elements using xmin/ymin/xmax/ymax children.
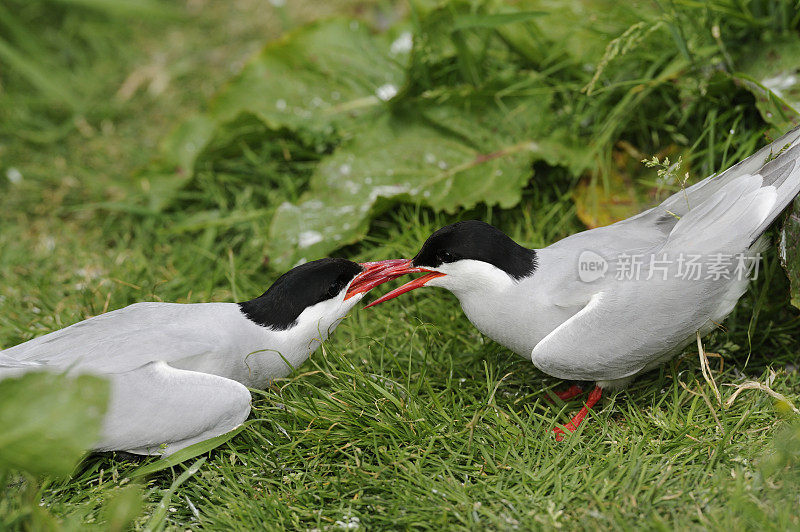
<box><xmin>425</xmin><ymin>259</ymin><xmax>568</xmax><ymax>358</ymax></box>
<box><xmin>269</xmin><ymin>291</ymin><xmax>363</xmax><ymax>368</ymax></box>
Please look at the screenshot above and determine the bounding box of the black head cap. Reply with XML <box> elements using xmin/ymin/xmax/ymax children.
<box><xmin>239</xmin><ymin>258</ymin><xmax>363</xmax><ymax>329</ymax></box>
<box><xmin>412</xmin><ymin>220</ymin><xmax>537</xmax><ymax>280</ymax></box>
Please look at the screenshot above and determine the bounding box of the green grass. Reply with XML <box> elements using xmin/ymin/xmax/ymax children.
<box><xmin>1</xmin><ymin>1</ymin><xmax>800</xmax><ymax>530</ymax></box>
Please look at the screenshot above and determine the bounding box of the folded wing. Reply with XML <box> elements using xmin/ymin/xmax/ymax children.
<box><xmin>97</xmin><ymin>361</ymin><xmax>251</xmax><ymax>455</ymax></box>
<box><xmin>1</xmin><ymin>302</ymin><xmax>225</xmax><ymax>374</ymax></box>
<box><xmin>532</xmin><ymin>170</ymin><xmax>783</xmax><ymax>382</ymax></box>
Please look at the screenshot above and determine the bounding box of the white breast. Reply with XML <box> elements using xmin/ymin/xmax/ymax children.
<box><xmin>434</xmin><ymin>252</ymin><xmax>586</xmax><ymax>358</ymax></box>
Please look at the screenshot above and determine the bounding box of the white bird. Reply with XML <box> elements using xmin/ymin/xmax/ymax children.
<box><xmin>366</xmin><ymin>126</ymin><xmax>800</xmax><ymax>439</ymax></box>
<box><xmin>0</xmin><ymin>257</ymin><xmax>402</xmax><ymax>455</ymax></box>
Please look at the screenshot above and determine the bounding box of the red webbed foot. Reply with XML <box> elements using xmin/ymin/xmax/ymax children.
<box><xmin>555</xmin><ymin>384</ymin><xmax>584</xmax><ymax>402</ymax></box>
<box><xmin>543</xmin><ymin>384</ymin><xmax>585</xmax><ymax>404</ymax></box>
<box><xmin>553</xmin><ymin>386</ymin><xmax>602</xmax><ymax>441</ymax></box>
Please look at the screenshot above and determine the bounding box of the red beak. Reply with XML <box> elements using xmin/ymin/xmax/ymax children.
<box><xmin>362</xmin><ymin>261</ymin><xmax>445</xmax><ymax>309</ymax></box>
<box><xmin>345</xmin><ymin>259</ymin><xmax>412</xmax><ymax>300</ymax></box>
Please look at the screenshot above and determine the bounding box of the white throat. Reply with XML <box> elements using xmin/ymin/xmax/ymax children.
<box><xmin>424</xmin><ymin>260</ymin><xmax>544</xmax><ymax>357</ymax></box>
<box><xmin>275</xmin><ymin>291</ymin><xmax>363</xmax><ymax>363</ymax></box>
<box><xmin>425</xmin><ymin>260</ymin><xmax>516</xmax><ymax>295</ymax></box>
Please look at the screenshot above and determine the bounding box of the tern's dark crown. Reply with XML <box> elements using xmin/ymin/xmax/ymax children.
<box><xmin>413</xmin><ymin>220</ymin><xmax>537</xmax><ymax>280</ymax></box>
<box><xmin>239</xmin><ymin>258</ymin><xmax>362</xmax><ymax>329</ymax></box>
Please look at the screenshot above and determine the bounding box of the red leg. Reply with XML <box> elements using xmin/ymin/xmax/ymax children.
<box><xmin>553</xmin><ymin>386</ymin><xmax>602</xmax><ymax>441</ymax></box>
<box><xmin>543</xmin><ymin>384</ymin><xmax>585</xmax><ymax>404</ymax></box>
<box><xmin>555</xmin><ymin>384</ymin><xmax>584</xmax><ymax>401</ymax></box>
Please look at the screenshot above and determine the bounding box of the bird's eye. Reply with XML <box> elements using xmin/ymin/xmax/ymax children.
<box><xmin>437</xmin><ymin>250</ymin><xmax>455</xmax><ymax>263</ymax></box>
<box><xmin>326</xmin><ymin>283</ymin><xmax>342</xmax><ymax>298</ymax></box>
<box><xmin>326</xmin><ymin>275</ymin><xmax>350</xmax><ymax>299</ymax></box>
<box><xmin>326</xmin><ymin>280</ymin><xmax>343</xmax><ymax>298</ymax></box>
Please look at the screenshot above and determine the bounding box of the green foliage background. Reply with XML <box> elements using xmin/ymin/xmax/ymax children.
<box><xmin>1</xmin><ymin>0</ymin><xmax>799</xmax><ymax>529</ymax></box>
<box><xmin>149</xmin><ymin>0</ymin><xmax>800</xmax><ymax>280</ymax></box>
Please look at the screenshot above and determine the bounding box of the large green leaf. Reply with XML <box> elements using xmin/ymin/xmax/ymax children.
<box><xmin>735</xmin><ymin>36</ymin><xmax>800</xmax><ymax>134</ymax></box>
<box><xmin>0</xmin><ymin>372</ymin><xmax>109</xmax><ymax>477</ymax></box>
<box><xmin>268</xmin><ymin>98</ymin><xmax>583</xmax><ymax>268</ymax></box>
<box><xmin>154</xmin><ymin>12</ymin><xmax>592</xmax><ymax>269</ymax></box>
<box><xmin>497</xmin><ymin>0</ymin><xmax>660</xmax><ymax>66</ymax></box>
<box><xmin>212</xmin><ymin>21</ymin><xmax>406</xmax><ymax>129</ymax></box>
<box><xmin>160</xmin><ymin>19</ymin><xmax>409</xmax><ymax>178</ymax></box>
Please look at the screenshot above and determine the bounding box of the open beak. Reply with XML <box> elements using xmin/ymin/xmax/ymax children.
<box><xmin>362</xmin><ymin>261</ymin><xmax>446</xmax><ymax>309</ymax></box>
<box><xmin>345</xmin><ymin>259</ymin><xmax>411</xmax><ymax>300</ymax></box>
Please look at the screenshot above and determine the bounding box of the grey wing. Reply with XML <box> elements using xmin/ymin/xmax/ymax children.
<box><xmin>530</xmin><ymin>281</ymin><xmax>724</xmax><ymax>382</ymax></box>
<box><xmin>546</xmin><ymin>125</ymin><xmax>800</xmax><ymax>257</ymax></box>
<box><xmin>1</xmin><ymin>303</ymin><xmax>220</xmax><ymax>373</ymax></box>
<box><xmin>0</xmin><ymin>353</ymin><xmax>45</xmax><ymax>379</ymax></box>
<box><xmin>660</xmin><ymin>173</ymin><xmax>777</xmax><ymax>253</ymax></box>
<box><xmin>532</xmin><ymin>173</ymin><xmax>777</xmax><ymax>383</ymax></box>
<box><xmin>95</xmin><ymin>361</ymin><xmax>251</xmax><ymax>456</ymax></box>
<box><xmin>621</xmin><ymin>125</ymin><xmax>800</xmax><ymax>243</ymax></box>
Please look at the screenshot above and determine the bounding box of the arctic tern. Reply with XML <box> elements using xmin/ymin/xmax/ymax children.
<box><xmin>0</xmin><ymin>257</ymin><xmax>403</xmax><ymax>454</ymax></box>
<box><xmin>366</xmin><ymin>126</ymin><xmax>800</xmax><ymax>439</ymax></box>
